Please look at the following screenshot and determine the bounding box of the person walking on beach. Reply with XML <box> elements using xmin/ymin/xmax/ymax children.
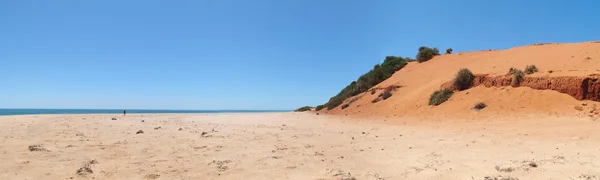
<box><xmin>123</xmin><ymin>110</ymin><xmax>126</xmax><ymax>116</ymax></box>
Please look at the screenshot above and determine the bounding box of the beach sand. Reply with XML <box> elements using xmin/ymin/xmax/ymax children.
<box><xmin>1</xmin><ymin>113</ymin><xmax>600</xmax><ymax>180</ymax></box>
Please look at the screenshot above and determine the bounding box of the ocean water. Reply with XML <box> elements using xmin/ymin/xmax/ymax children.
<box><xmin>0</xmin><ymin>109</ymin><xmax>289</xmax><ymax>116</ymax></box>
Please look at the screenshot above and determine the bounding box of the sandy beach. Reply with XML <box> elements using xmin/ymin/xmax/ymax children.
<box><xmin>1</xmin><ymin>113</ymin><xmax>599</xmax><ymax>180</ymax></box>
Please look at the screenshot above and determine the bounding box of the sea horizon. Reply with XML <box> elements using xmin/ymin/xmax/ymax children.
<box><xmin>0</xmin><ymin>108</ymin><xmax>291</xmax><ymax>116</ymax></box>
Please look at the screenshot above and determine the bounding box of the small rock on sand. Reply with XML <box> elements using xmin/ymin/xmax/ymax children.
<box><xmin>76</xmin><ymin>165</ymin><xmax>93</xmax><ymax>176</ymax></box>
<box><xmin>28</xmin><ymin>144</ymin><xmax>49</xmax><ymax>152</ymax></box>
<box><xmin>136</xmin><ymin>130</ymin><xmax>144</xmax><ymax>134</ymax></box>
<box><xmin>144</xmin><ymin>174</ymin><xmax>161</xmax><ymax>179</ymax></box>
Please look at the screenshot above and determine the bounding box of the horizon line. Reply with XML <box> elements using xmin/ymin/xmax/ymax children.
<box><xmin>0</xmin><ymin>108</ymin><xmax>292</xmax><ymax>111</ymax></box>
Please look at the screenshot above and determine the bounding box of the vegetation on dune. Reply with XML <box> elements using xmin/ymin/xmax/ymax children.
<box><xmin>341</xmin><ymin>104</ymin><xmax>349</xmax><ymax>109</ymax></box>
<box><xmin>511</xmin><ymin>69</ymin><xmax>525</xmax><ymax>86</ymax></box>
<box><xmin>381</xmin><ymin>91</ymin><xmax>392</xmax><ymax>100</ymax></box>
<box><xmin>453</xmin><ymin>68</ymin><xmax>474</xmax><ymax>91</ymax></box>
<box><xmin>316</xmin><ymin>46</ymin><xmax>442</xmax><ymax>110</ymax></box>
<box><xmin>525</xmin><ymin>65</ymin><xmax>538</xmax><ymax>74</ymax></box>
<box><xmin>508</xmin><ymin>67</ymin><xmax>519</xmax><ymax>75</ymax></box>
<box><xmin>371</xmin><ymin>98</ymin><xmax>381</xmax><ymax>103</ymax></box>
<box><xmin>416</xmin><ymin>46</ymin><xmax>440</xmax><ymax>63</ymax></box>
<box><xmin>429</xmin><ymin>89</ymin><xmax>453</xmax><ymax>106</ymax></box>
<box><xmin>445</xmin><ymin>48</ymin><xmax>453</xmax><ymax>54</ymax></box>
<box><xmin>473</xmin><ymin>102</ymin><xmax>487</xmax><ymax>111</ymax></box>
<box><xmin>340</xmin><ymin>98</ymin><xmax>359</xmax><ymax>110</ymax></box>
<box><xmin>320</xmin><ymin>56</ymin><xmax>410</xmax><ymax>110</ymax></box>
<box><xmin>294</xmin><ymin>106</ymin><xmax>313</xmax><ymax>112</ymax></box>
<box><xmin>315</xmin><ymin>105</ymin><xmax>325</xmax><ymax>111</ymax></box>
<box><xmin>370</xmin><ymin>89</ymin><xmax>377</xmax><ymax>95</ymax></box>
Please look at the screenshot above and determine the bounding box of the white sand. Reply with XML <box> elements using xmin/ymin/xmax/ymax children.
<box><xmin>1</xmin><ymin>113</ymin><xmax>600</xmax><ymax>180</ymax></box>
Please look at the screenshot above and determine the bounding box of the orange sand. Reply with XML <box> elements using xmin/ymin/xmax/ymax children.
<box><xmin>321</xmin><ymin>42</ymin><xmax>600</xmax><ymax>119</ymax></box>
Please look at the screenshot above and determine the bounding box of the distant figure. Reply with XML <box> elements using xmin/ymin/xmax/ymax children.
<box><xmin>123</xmin><ymin>110</ymin><xmax>126</xmax><ymax>116</ymax></box>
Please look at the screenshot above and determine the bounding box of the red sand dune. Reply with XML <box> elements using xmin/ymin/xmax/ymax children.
<box><xmin>320</xmin><ymin>41</ymin><xmax>600</xmax><ymax>120</ymax></box>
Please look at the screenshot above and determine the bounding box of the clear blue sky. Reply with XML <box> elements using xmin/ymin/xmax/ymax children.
<box><xmin>1</xmin><ymin>0</ymin><xmax>598</xmax><ymax>110</ymax></box>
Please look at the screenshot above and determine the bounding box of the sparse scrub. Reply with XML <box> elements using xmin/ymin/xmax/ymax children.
<box><xmin>294</xmin><ymin>106</ymin><xmax>312</xmax><ymax>112</ymax></box>
<box><xmin>453</xmin><ymin>68</ymin><xmax>474</xmax><ymax>90</ymax></box>
<box><xmin>524</xmin><ymin>65</ymin><xmax>538</xmax><ymax>74</ymax></box>
<box><xmin>370</xmin><ymin>89</ymin><xmax>376</xmax><ymax>95</ymax></box>
<box><xmin>473</xmin><ymin>102</ymin><xmax>487</xmax><ymax>110</ymax></box>
<box><xmin>381</xmin><ymin>91</ymin><xmax>392</xmax><ymax>100</ymax></box>
<box><xmin>508</xmin><ymin>67</ymin><xmax>519</xmax><ymax>75</ymax></box>
<box><xmin>532</xmin><ymin>43</ymin><xmax>551</xmax><ymax>46</ymax></box>
<box><xmin>511</xmin><ymin>69</ymin><xmax>525</xmax><ymax>86</ymax></box>
<box><xmin>315</xmin><ymin>105</ymin><xmax>325</xmax><ymax>111</ymax></box>
<box><xmin>417</xmin><ymin>46</ymin><xmax>440</xmax><ymax>63</ymax></box>
<box><xmin>429</xmin><ymin>89</ymin><xmax>453</xmax><ymax>106</ymax></box>
<box><xmin>371</xmin><ymin>98</ymin><xmax>381</xmax><ymax>103</ymax></box>
<box><xmin>323</xmin><ymin>56</ymin><xmax>408</xmax><ymax>109</ymax></box>
<box><xmin>341</xmin><ymin>104</ymin><xmax>349</xmax><ymax>109</ymax></box>
<box><xmin>445</xmin><ymin>48</ymin><xmax>453</xmax><ymax>54</ymax></box>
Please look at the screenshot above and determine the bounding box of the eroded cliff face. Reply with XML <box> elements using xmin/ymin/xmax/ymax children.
<box><xmin>442</xmin><ymin>75</ymin><xmax>600</xmax><ymax>101</ymax></box>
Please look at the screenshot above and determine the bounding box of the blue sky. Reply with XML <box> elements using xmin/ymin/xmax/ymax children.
<box><xmin>1</xmin><ymin>0</ymin><xmax>598</xmax><ymax>110</ymax></box>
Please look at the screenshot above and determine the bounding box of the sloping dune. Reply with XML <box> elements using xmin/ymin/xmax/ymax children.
<box><xmin>321</xmin><ymin>41</ymin><xmax>600</xmax><ymax>119</ymax></box>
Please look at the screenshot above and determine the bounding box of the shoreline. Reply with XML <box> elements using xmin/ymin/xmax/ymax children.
<box><xmin>0</xmin><ymin>110</ymin><xmax>291</xmax><ymax>117</ymax></box>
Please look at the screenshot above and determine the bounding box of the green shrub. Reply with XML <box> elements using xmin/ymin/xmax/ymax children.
<box><xmin>524</xmin><ymin>65</ymin><xmax>538</xmax><ymax>74</ymax></box>
<box><xmin>511</xmin><ymin>69</ymin><xmax>525</xmax><ymax>86</ymax></box>
<box><xmin>453</xmin><ymin>68</ymin><xmax>474</xmax><ymax>91</ymax></box>
<box><xmin>381</xmin><ymin>91</ymin><xmax>392</xmax><ymax>100</ymax></box>
<box><xmin>371</xmin><ymin>98</ymin><xmax>381</xmax><ymax>103</ymax></box>
<box><xmin>370</xmin><ymin>89</ymin><xmax>377</xmax><ymax>95</ymax></box>
<box><xmin>341</xmin><ymin>104</ymin><xmax>349</xmax><ymax>109</ymax></box>
<box><xmin>473</xmin><ymin>102</ymin><xmax>487</xmax><ymax>110</ymax></box>
<box><xmin>294</xmin><ymin>106</ymin><xmax>312</xmax><ymax>112</ymax></box>
<box><xmin>508</xmin><ymin>67</ymin><xmax>519</xmax><ymax>75</ymax></box>
<box><xmin>315</xmin><ymin>105</ymin><xmax>325</xmax><ymax>111</ymax></box>
<box><xmin>416</xmin><ymin>46</ymin><xmax>440</xmax><ymax>63</ymax></box>
<box><xmin>322</xmin><ymin>56</ymin><xmax>408</xmax><ymax>109</ymax></box>
<box><xmin>429</xmin><ymin>89</ymin><xmax>453</xmax><ymax>106</ymax></box>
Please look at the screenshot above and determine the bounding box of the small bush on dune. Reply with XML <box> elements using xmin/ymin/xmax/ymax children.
<box><xmin>341</xmin><ymin>104</ymin><xmax>349</xmax><ymax>109</ymax></box>
<box><xmin>473</xmin><ymin>102</ymin><xmax>487</xmax><ymax>110</ymax></box>
<box><xmin>315</xmin><ymin>105</ymin><xmax>324</xmax><ymax>111</ymax></box>
<box><xmin>294</xmin><ymin>106</ymin><xmax>312</xmax><ymax>112</ymax></box>
<box><xmin>453</xmin><ymin>68</ymin><xmax>474</xmax><ymax>91</ymax></box>
<box><xmin>429</xmin><ymin>89</ymin><xmax>453</xmax><ymax>106</ymax></box>
<box><xmin>445</xmin><ymin>48</ymin><xmax>453</xmax><ymax>54</ymax></box>
<box><xmin>416</xmin><ymin>46</ymin><xmax>440</xmax><ymax>63</ymax></box>
<box><xmin>524</xmin><ymin>65</ymin><xmax>538</xmax><ymax>74</ymax></box>
<box><xmin>381</xmin><ymin>91</ymin><xmax>392</xmax><ymax>100</ymax></box>
<box><xmin>371</xmin><ymin>98</ymin><xmax>381</xmax><ymax>103</ymax></box>
<box><xmin>511</xmin><ymin>69</ymin><xmax>525</xmax><ymax>86</ymax></box>
<box><xmin>508</xmin><ymin>67</ymin><xmax>519</xmax><ymax>75</ymax></box>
